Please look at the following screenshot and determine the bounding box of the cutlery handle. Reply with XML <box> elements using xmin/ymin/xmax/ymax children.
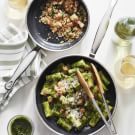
<box><xmin>102</xmin><ymin>93</ymin><xmax>117</xmax><ymax>134</ymax></box>
<box><xmin>90</xmin><ymin>0</ymin><xmax>118</xmax><ymax>57</ymax></box>
<box><xmin>76</xmin><ymin>70</ymin><xmax>94</xmax><ymax>99</ymax></box>
<box><xmin>91</xmin><ymin>63</ymin><xmax>104</xmax><ymax>94</ymax></box>
<box><xmin>5</xmin><ymin>47</ymin><xmax>40</xmax><ymax>90</ymax></box>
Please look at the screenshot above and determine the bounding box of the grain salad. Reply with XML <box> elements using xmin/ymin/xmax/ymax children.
<box><xmin>39</xmin><ymin>0</ymin><xmax>87</xmax><ymax>42</ymax></box>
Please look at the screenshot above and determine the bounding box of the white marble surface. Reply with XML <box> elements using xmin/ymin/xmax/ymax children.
<box><xmin>0</xmin><ymin>0</ymin><xmax>135</xmax><ymax>135</ymax></box>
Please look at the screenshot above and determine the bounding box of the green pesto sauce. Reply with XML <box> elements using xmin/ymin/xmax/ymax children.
<box><xmin>115</xmin><ymin>17</ymin><xmax>135</xmax><ymax>40</ymax></box>
<box><xmin>11</xmin><ymin>117</ymin><xmax>32</xmax><ymax>135</ymax></box>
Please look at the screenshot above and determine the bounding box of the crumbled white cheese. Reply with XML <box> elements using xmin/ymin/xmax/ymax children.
<box><xmin>60</xmin><ymin>95</ymin><xmax>68</xmax><ymax>104</ymax></box>
<box><xmin>67</xmin><ymin>97</ymin><xmax>75</xmax><ymax>103</ymax></box>
<box><xmin>68</xmin><ymin>109</ymin><xmax>82</xmax><ymax>128</ymax></box>
<box><xmin>71</xmin><ymin>79</ymin><xmax>78</xmax><ymax>88</ymax></box>
<box><xmin>61</xmin><ymin>80</ymin><xmax>69</xmax><ymax>90</ymax></box>
<box><xmin>60</xmin><ymin>95</ymin><xmax>75</xmax><ymax>105</ymax></box>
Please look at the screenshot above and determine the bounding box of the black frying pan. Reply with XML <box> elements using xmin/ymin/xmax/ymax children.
<box><xmin>35</xmin><ymin>0</ymin><xmax>118</xmax><ymax>134</ymax></box>
<box><xmin>36</xmin><ymin>55</ymin><xmax>117</xmax><ymax>135</ymax></box>
<box><xmin>27</xmin><ymin>0</ymin><xmax>89</xmax><ymax>51</ymax></box>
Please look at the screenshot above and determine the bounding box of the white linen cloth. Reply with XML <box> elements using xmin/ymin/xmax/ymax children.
<box><xmin>0</xmin><ymin>23</ymin><xmax>47</xmax><ymax>94</ymax></box>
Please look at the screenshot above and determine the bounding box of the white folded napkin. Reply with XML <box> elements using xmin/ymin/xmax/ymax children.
<box><xmin>0</xmin><ymin>23</ymin><xmax>47</xmax><ymax>94</ymax></box>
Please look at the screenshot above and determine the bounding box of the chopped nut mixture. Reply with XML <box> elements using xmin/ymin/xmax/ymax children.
<box><xmin>39</xmin><ymin>0</ymin><xmax>87</xmax><ymax>42</ymax></box>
